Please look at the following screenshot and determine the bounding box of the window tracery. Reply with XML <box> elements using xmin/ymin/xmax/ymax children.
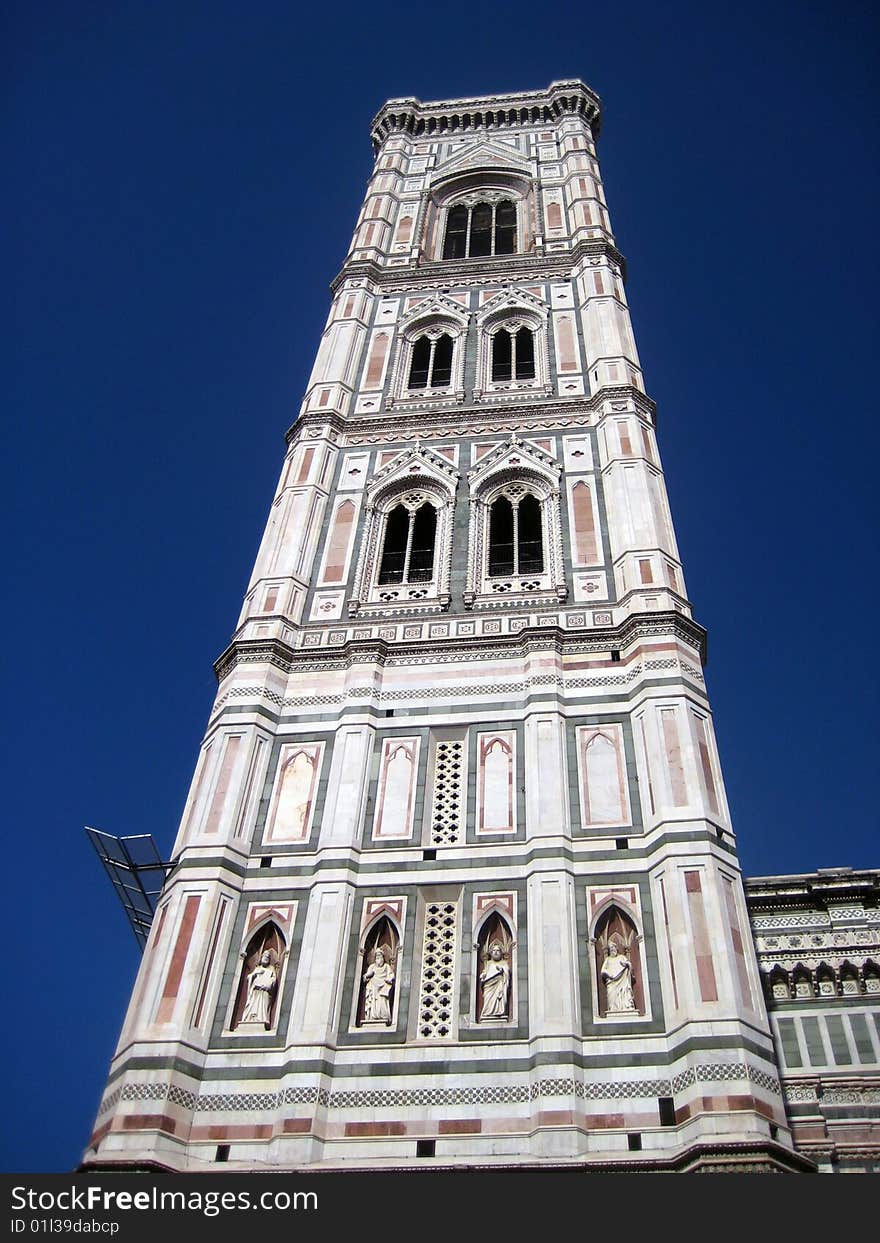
<box><xmin>464</xmin><ymin>439</ymin><xmax>565</xmax><ymax>608</ymax></box>
<box><xmin>442</xmin><ymin>197</ymin><xmax>517</xmax><ymax>258</ymax></box>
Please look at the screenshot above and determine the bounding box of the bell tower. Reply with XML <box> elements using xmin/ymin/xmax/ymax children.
<box><xmin>86</xmin><ymin>81</ymin><xmax>808</xmax><ymax>1172</ymax></box>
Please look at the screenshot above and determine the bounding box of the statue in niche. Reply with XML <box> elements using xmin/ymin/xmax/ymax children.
<box><xmin>600</xmin><ymin>938</ymin><xmax>636</xmax><ymax>1014</ymax></box>
<box><xmin>479</xmin><ymin>942</ymin><xmax>511</xmax><ymax>1020</ymax></box>
<box><xmin>475</xmin><ymin>911</ymin><xmax>514</xmax><ymax>1022</ymax></box>
<box><xmin>240</xmin><ymin>950</ymin><xmax>278</xmax><ymax>1027</ymax></box>
<box><xmin>594</xmin><ymin>905</ymin><xmax>643</xmax><ymax>1017</ymax></box>
<box><xmin>232</xmin><ymin>922</ymin><xmax>286</xmax><ymax>1031</ymax></box>
<box><xmin>362</xmin><ymin>946</ymin><xmax>395</xmax><ymax>1024</ymax></box>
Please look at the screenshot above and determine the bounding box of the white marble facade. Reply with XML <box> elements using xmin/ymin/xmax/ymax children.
<box><xmin>85</xmin><ymin>82</ymin><xmax>816</xmax><ymax>1174</ymax></box>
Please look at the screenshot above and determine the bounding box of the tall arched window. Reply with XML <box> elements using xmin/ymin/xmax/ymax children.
<box><xmin>491</xmin><ymin>326</ymin><xmax>535</xmax><ymax>381</ymax></box>
<box><xmin>442</xmin><ymin>199</ymin><xmax>517</xmax><ymax>259</ymax></box>
<box><xmin>407</xmin><ymin>333</ymin><xmax>454</xmax><ymax>389</ymax></box>
<box><xmin>378</xmin><ymin>501</ymin><xmax>437</xmax><ymax>585</ymax></box>
<box><xmin>488</xmin><ymin>491</ymin><xmax>543</xmax><ymax>577</ymax></box>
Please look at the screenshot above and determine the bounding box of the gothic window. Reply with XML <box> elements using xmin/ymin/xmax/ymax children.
<box><xmin>407</xmin><ymin>332</ymin><xmax>454</xmax><ymax>389</ymax></box>
<box><xmin>442</xmin><ymin>199</ymin><xmax>517</xmax><ymax>259</ymax></box>
<box><xmin>487</xmin><ymin>490</ymin><xmax>544</xmax><ymax>577</ymax></box>
<box><xmin>491</xmin><ymin>326</ymin><xmax>535</xmax><ymax>381</ymax></box>
<box><xmin>356</xmin><ymin>916</ymin><xmax>399</xmax><ymax>1027</ymax></box>
<box><xmin>231</xmin><ymin>923</ymin><xmax>285</xmax><ymax>1031</ymax></box>
<box><xmin>377</xmin><ymin>501</ymin><xmax>437</xmax><ymax>585</ymax></box>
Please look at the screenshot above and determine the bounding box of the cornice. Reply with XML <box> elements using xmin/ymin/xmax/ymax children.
<box><xmin>745</xmin><ymin>870</ymin><xmax>880</xmax><ymax>908</ymax></box>
<box><xmin>370</xmin><ymin>81</ymin><xmax>602</xmax><ymax>152</ymax></box>
<box><xmin>213</xmin><ymin>610</ymin><xmax>707</xmax><ymax>683</ymax></box>
<box><xmin>330</xmin><ymin>238</ymin><xmax>628</xmax><ymax>296</ymax></box>
<box><xmin>286</xmin><ymin>385</ymin><xmax>657</xmax><ymax>447</ymax></box>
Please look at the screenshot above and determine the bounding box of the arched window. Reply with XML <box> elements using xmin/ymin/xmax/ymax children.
<box><xmin>442</xmin><ymin>199</ymin><xmax>518</xmax><ymax>259</ymax></box>
<box><xmin>491</xmin><ymin>327</ymin><xmax>536</xmax><ymax>382</ymax></box>
<box><xmin>407</xmin><ymin>333</ymin><xmax>454</xmax><ymax>389</ymax></box>
<box><xmin>488</xmin><ymin>490</ymin><xmax>544</xmax><ymax>577</ymax></box>
<box><xmin>378</xmin><ymin>501</ymin><xmax>437</xmax><ymax>585</ymax></box>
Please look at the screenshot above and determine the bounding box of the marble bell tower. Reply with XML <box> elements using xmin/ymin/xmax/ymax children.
<box><xmin>86</xmin><ymin>81</ymin><xmax>806</xmax><ymax>1172</ymax></box>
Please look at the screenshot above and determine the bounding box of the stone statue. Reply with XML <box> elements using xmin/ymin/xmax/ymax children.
<box><xmin>239</xmin><ymin>950</ymin><xmax>278</xmax><ymax>1028</ymax></box>
<box><xmin>362</xmin><ymin>948</ymin><xmax>395</xmax><ymax>1024</ymax></box>
<box><xmin>479</xmin><ymin>942</ymin><xmax>511</xmax><ymax>1020</ymax></box>
<box><xmin>600</xmin><ymin>938</ymin><xmax>637</xmax><ymax>1014</ymax></box>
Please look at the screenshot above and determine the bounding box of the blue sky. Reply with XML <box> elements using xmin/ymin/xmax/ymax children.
<box><xmin>5</xmin><ymin>0</ymin><xmax>878</xmax><ymax>1172</ymax></box>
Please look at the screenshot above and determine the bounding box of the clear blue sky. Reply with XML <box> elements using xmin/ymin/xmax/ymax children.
<box><xmin>5</xmin><ymin>0</ymin><xmax>878</xmax><ymax>1173</ymax></box>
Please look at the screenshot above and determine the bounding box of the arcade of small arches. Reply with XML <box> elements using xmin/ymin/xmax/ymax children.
<box><xmin>763</xmin><ymin>959</ymin><xmax>880</xmax><ymax>1002</ymax></box>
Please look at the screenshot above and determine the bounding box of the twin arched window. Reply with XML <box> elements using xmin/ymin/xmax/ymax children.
<box><xmin>487</xmin><ymin>492</ymin><xmax>544</xmax><ymax>577</ymax></box>
<box><xmin>378</xmin><ymin>501</ymin><xmax>437</xmax><ymax>585</ymax></box>
<box><xmin>443</xmin><ymin>200</ymin><xmax>517</xmax><ymax>259</ymax></box>
<box><xmin>491</xmin><ymin>326</ymin><xmax>535</xmax><ymax>381</ymax></box>
<box><xmin>407</xmin><ymin>333</ymin><xmax>453</xmax><ymax>389</ymax></box>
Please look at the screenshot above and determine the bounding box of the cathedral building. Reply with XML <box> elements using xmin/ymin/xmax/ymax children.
<box><xmin>84</xmin><ymin>81</ymin><xmax>878</xmax><ymax>1173</ymax></box>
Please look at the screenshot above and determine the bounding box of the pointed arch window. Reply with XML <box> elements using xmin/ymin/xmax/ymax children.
<box><xmin>408</xmin><ymin>333</ymin><xmax>454</xmax><ymax>389</ymax></box>
<box><xmin>378</xmin><ymin>500</ymin><xmax>437</xmax><ymax>585</ymax></box>
<box><xmin>488</xmin><ymin>491</ymin><xmax>544</xmax><ymax>577</ymax></box>
<box><xmin>491</xmin><ymin>325</ymin><xmax>535</xmax><ymax>381</ymax></box>
<box><xmin>442</xmin><ymin>199</ymin><xmax>518</xmax><ymax>259</ymax></box>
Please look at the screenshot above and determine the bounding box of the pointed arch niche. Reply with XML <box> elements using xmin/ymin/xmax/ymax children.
<box><xmin>350</xmin><ymin>902</ymin><xmax>404</xmax><ymax>1032</ymax></box>
<box><xmin>586</xmin><ymin>887</ymin><xmax>649</xmax><ymax>1023</ymax></box>
<box><xmin>473</xmin><ymin>904</ymin><xmax>516</xmax><ymax>1024</ymax></box>
<box><xmin>230</xmin><ymin>921</ymin><xmax>287</xmax><ymax>1033</ymax></box>
<box><xmin>387</xmin><ymin>297</ymin><xmax>469</xmax><ymax>407</ymax></box>
<box><xmin>350</xmin><ymin>449</ymin><xmax>458</xmax><ymax>616</ymax></box>
<box><xmin>424</xmin><ymin>165</ymin><xmax>535</xmax><ymax>263</ymax></box>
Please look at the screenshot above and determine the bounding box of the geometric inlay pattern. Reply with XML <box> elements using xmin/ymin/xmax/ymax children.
<box><xmin>417</xmin><ymin>903</ymin><xmax>458</xmax><ymax>1038</ymax></box>
<box><xmin>109</xmin><ymin>1062</ymin><xmax>782</xmax><ymax>1116</ymax></box>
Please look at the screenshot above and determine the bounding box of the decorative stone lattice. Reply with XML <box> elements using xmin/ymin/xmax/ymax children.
<box><xmin>417</xmin><ymin>902</ymin><xmax>458</xmax><ymax>1038</ymax></box>
<box><xmin>429</xmin><ymin>741</ymin><xmax>465</xmax><ymax>845</ymax></box>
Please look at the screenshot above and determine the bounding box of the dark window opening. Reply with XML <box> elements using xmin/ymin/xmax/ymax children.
<box><xmin>385</xmin><ymin>709</ymin><xmax>395</xmax><ymax>718</ymax></box>
<box><xmin>260</xmin><ymin>856</ymin><xmax>272</xmax><ymax>868</ymax></box>
<box><xmin>515</xmin><ymin>327</ymin><xmax>535</xmax><ymax>378</ymax></box>
<box><xmin>378</xmin><ymin>504</ymin><xmax>409</xmax><ymax>584</ymax></box>
<box><xmin>215</xmin><ymin>1144</ymin><xmax>230</xmax><ymax>1162</ymax></box>
<box><xmin>495</xmin><ymin>199</ymin><xmax>516</xmax><ymax>254</ymax></box>
<box><xmin>615</xmin><ymin>838</ymin><xmax>628</xmax><ymax>851</ymax></box>
<box><xmin>487</xmin><ymin>493</ymin><xmax>543</xmax><ymax>577</ymax></box>
<box><xmin>431</xmin><ymin>334</ymin><xmax>453</xmax><ymax>387</ymax></box>
<box><xmin>442</xmin><ymin>205</ymin><xmax>468</xmax><ymax>259</ymax></box>
<box><xmin>491</xmin><ymin>326</ymin><xmax>535</xmax><ymax>383</ymax></box>
<box><xmin>658</xmin><ymin>1097</ymin><xmax>676</xmax><ymax>1127</ymax></box>
<box><xmin>469</xmin><ymin>202</ymin><xmax>493</xmax><ymax>257</ymax></box>
<box><xmin>378</xmin><ymin>502</ymin><xmax>437</xmax><ymax>587</ymax></box>
<box><xmin>422</xmin><ymin>848</ymin><xmax>437</xmax><ymax>861</ymax></box>
<box><xmin>416</xmin><ymin>1139</ymin><xmax>436</xmax><ymax>1157</ymax></box>
<box><xmin>517</xmin><ymin>494</ymin><xmax>543</xmax><ymax>573</ymax></box>
<box><xmin>442</xmin><ymin>199</ymin><xmax>518</xmax><ymax>259</ymax></box>
<box><xmin>407</xmin><ymin>336</ymin><xmax>431</xmax><ymax>389</ymax></box>
<box><xmin>627</xmin><ymin>1133</ymin><xmax>642</xmax><ymax>1151</ymax></box>
<box><xmin>492</xmin><ymin>329</ymin><xmax>513</xmax><ymax>382</ymax></box>
<box><xmin>488</xmin><ymin>496</ymin><xmax>515</xmax><ymax>576</ymax></box>
<box><xmin>408</xmin><ymin>504</ymin><xmax>437</xmax><ymax>581</ymax></box>
<box><xmin>610</xmin><ymin>649</ymin><xmax>621</xmax><ymax>663</ymax></box>
<box><xmin>408</xmin><ymin>333</ymin><xmax>454</xmax><ymax>390</ymax></box>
